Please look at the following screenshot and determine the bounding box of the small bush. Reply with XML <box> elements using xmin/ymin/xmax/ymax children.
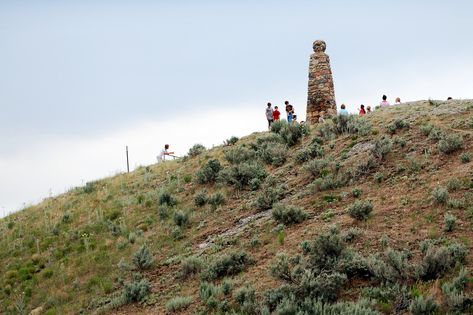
<box><xmin>352</xmin><ymin>188</ymin><xmax>362</xmax><ymax>198</ymax></box>
<box><xmin>196</xmin><ymin>159</ymin><xmax>222</xmax><ymax>184</ymax></box>
<box><xmin>122</xmin><ymin>276</ymin><xmax>151</xmax><ymax>303</ymax></box>
<box><xmin>132</xmin><ymin>244</ymin><xmax>154</xmax><ymax>270</ymax></box>
<box><xmin>224</xmin><ymin>136</ymin><xmax>239</xmax><ymax>146</ymax></box>
<box><xmin>272</xmin><ymin>203</ymin><xmax>308</xmax><ymax>225</ymax></box>
<box><xmin>173</xmin><ymin>210</ymin><xmax>189</xmax><ymax>227</ymax></box>
<box><xmin>432</xmin><ymin>186</ymin><xmax>448</xmax><ymax>204</ymax></box>
<box><xmin>180</xmin><ymin>256</ymin><xmax>203</xmax><ymax>278</ymax></box>
<box><xmin>386</xmin><ymin>119</ymin><xmax>410</xmax><ymax>134</ymax></box>
<box><xmin>202</xmin><ymin>251</ymin><xmax>253</xmax><ymax>281</ymax></box>
<box><xmin>199</xmin><ymin>281</ymin><xmax>219</xmax><ymax>301</ymax></box>
<box><xmin>409</xmin><ymin>295</ymin><xmax>438</xmax><ymax>315</ymax></box>
<box><xmin>255</xmin><ymin>184</ymin><xmax>286</xmax><ymax>211</ymax></box>
<box><xmin>194</xmin><ymin>191</ymin><xmax>208</xmax><ymax>207</ymax></box>
<box><xmin>271</xmin><ymin>120</ymin><xmax>308</xmax><ymax>146</ymax></box>
<box><xmin>299</xmin><ymin>271</ymin><xmax>347</xmax><ymax>302</ymax></box>
<box><xmin>303</xmin><ymin>158</ymin><xmax>330</xmax><ymax>178</ymax></box>
<box><xmin>258</xmin><ymin>142</ymin><xmax>288</xmax><ymax>166</ymax></box>
<box><xmin>62</xmin><ymin>212</ymin><xmax>72</xmax><ymax>224</ymax></box>
<box><xmin>269</xmin><ymin>253</ymin><xmax>293</xmax><ymax>282</ymax></box>
<box><xmin>305</xmin><ymin>227</ymin><xmax>345</xmax><ymax>270</ymax></box>
<box><xmin>218</xmin><ymin>162</ymin><xmax>267</xmax><ymax>190</ymax></box>
<box><xmin>209</xmin><ymin>192</ymin><xmax>226</xmax><ymax>209</ymax></box>
<box><xmin>188</xmin><ymin>144</ymin><xmax>206</xmax><ymax>157</ymax></box>
<box><xmin>166</xmin><ymin>296</ymin><xmax>192</xmax><ymax>312</ymax></box>
<box><xmin>371</xmin><ymin>136</ymin><xmax>392</xmax><ymax>160</ymax></box>
<box><xmin>224</xmin><ymin>146</ymin><xmax>256</xmax><ymax>164</ymax></box>
<box><xmin>295</xmin><ymin>139</ymin><xmax>324</xmax><ymax>163</ymax></box>
<box><xmin>158</xmin><ymin>191</ymin><xmax>177</xmax><ymax>207</ymax></box>
<box><xmin>460</xmin><ymin>152</ymin><xmax>471</xmax><ymax>163</ymax></box>
<box><xmin>443</xmin><ymin>213</ymin><xmax>457</xmax><ymax>232</ymax></box>
<box><xmin>416</xmin><ymin>243</ymin><xmax>467</xmax><ymax>280</ymax></box>
<box><xmin>342</xmin><ymin>227</ymin><xmax>363</xmax><ymax>242</ymax></box>
<box><xmin>374</xmin><ymin>172</ymin><xmax>384</xmax><ymax>183</ymax></box>
<box><xmin>347</xmin><ymin>200</ymin><xmax>373</xmax><ymax>221</ymax></box>
<box><xmin>438</xmin><ymin>134</ymin><xmax>463</xmax><ymax>154</ymax></box>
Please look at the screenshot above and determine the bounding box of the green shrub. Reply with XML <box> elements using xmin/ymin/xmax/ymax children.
<box><xmin>460</xmin><ymin>152</ymin><xmax>471</xmax><ymax>163</ymax></box>
<box><xmin>416</xmin><ymin>243</ymin><xmax>467</xmax><ymax>280</ymax></box>
<box><xmin>443</xmin><ymin>213</ymin><xmax>456</xmax><ymax>232</ymax></box>
<box><xmin>269</xmin><ymin>253</ymin><xmax>294</xmax><ymax>282</ymax></box>
<box><xmin>158</xmin><ymin>191</ymin><xmax>177</xmax><ymax>206</ymax></box>
<box><xmin>386</xmin><ymin>119</ymin><xmax>410</xmax><ymax>134</ymax></box>
<box><xmin>303</xmin><ymin>158</ymin><xmax>330</xmax><ymax>178</ymax></box>
<box><xmin>218</xmin><ymin>162</ymin><xmax>267</xmax><ymax>190</ymax></box>
<box><xmin>318</xmin><ymin>115</ymin><xmax>372</xmax><ymax>138</ymax></box>
<box><xmin>409</xmin><ymin>295</ymin><xmax>438</xmax><ymax>315</ymax></box>
<box><xmin>305</xmin><ymin>227</ymin><xmax>345</xmax><ymax>270</ymax></box>
<box><xmin>428</xmin><ymin>127</ymin><xmax>444</xmax><ymax>141</ymax></box>
<box><xmin>371</xmin><ymin>136</ymin><xmax>392</xmax><ymax>160</ymax></box>
<box><xmin>299</xmin><ymin>271</ymin><xmax>347</xmax><ymax>302</ymax></box>
<box><xmin>272</xmin><ymin>203</ymin><xmax>308</xmax><ymax>225</ymax></box>
<box><xmin>347</xmin><ymin>200</ymin><xmax>373</xmax><ymax>221</ymax></box>
<box><xmin>82</xmin><ymin>181</ymin><xmax>96</xmax><ymax>194</ymax></box>
<box><xmin>202</xmin><ymin>251</ymin><xmax>254</xmax><ymax>281</ymax></box>
<box><xmin>194</xmin><ymin>190</ymin><xmax>208</xmax><ymax>207</ymax></box>
<box><xmin>255</xmin><ymin>184</ymin><xmax>286</xmax><ymax>211</ymax></box>
<box><xmin>122</xmin><ymin>276</ymin><xmax>151</xmax><ymax>303</ymax></box>
<box><xmin>224</xmin><ymin>146</ymin><xmax>256</xmax><ymax>164</ymax></box>
<box><xmin>180</xmin><ymin>256</ymin><xmax>203</xmax><ymax>278</ymax></box>
<box><xmin>295</xmin><ymin>139</ymin><xmax>324</xmax><ymax>163</ymax></box>
<box><xmin>271</xmin><ymin>120</ymin><xmax>308</xmax><ymax>146</ymax></box>
<box><xmin>132</xmin><ymin>244</ymin><xmax>154</xmax><ymax>270</ymax></box>
<box><xmin>196</xmin><ymin>159</ymin><xmax>222</xmax><ymax>184</ymax></box>
<box><xmin>188</xmin><ymin>144</ymin><xmax>206</xmax><ymax>157</ymax></box>
<box><xmin>173</xmin><ymin>210</ymin><xmax>189</xmax><ymax>227</ymax></box>
<box><xmin>233</xmin><ymin>285</ymin><xmax>256</xmax><ymax>306</ymax></box>
<box><xmin>224</xmin><ymin>136</ymin><xmax>239</xmax><ymax>146</ymax></box>
<box><xmin>438</xmin><ymin>134</ymin><xmax>463</xmax><ymax>154</ymax></box>
<box><xmin>166</xmin><ymin>296</ymin><xmax>192</xmax><ymax>312</ymax></box>
<box><xmin>342</xmin><ymin>227</ymin><xmax>363</xmax><ymax>242</ymax></box>
<box><xmin>374</xmin><ymin>172</ymin><xmax>384</xmax><ymax>183</ymax></box>
<box><xmin>209</xmin><ymin>192</ymin><xmax>226</xmax><ymax>209</ymax></box>
<box><xmin>62</xmin><ymin>212</ymin><xmax>72</xmax><ymax>224</ymax></box>
<box><xmin>258</xmin><ymin>142</ymin><xmax>288</xmax><ymax>166</ymax></box>
<box><xmin>432</xmin><ymin>186</ymin><xmax>448</xmax><ymax>204</ymax></box>
<box><xmin>352</xmin><ymin>188</ymin><xmax>362</xmax><ymax>198</ymax></box>
<box><xmin>199</xmin><ymin>281</ymin><xmax>219</xmax><ymax>302</ymax></box>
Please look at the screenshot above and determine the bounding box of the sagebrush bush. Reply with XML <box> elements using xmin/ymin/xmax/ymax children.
<box><xmin>255</xmin><ymin>184</ymin><xmax>286</xmax><ymax>211</ymax></box>
<box><xmin>352</xmin><ymin>188</ymin><xmax>362</xmax><ymax>198</ymax></box>
<box><xmin>209</xmin><ymin>192</ymin><xmax>226</xmax><ymax>209</ymax></box>
<box><xmin>180</xmin><ymin>256</ymin><xmax>203</xmax><ymax>278</ymax></box>
<box><xmin>132</xmin><ymin>244</ymin><xmax>154</xmax><ymax>270</ymax></box>
<box><xmin>258</xmin><ymin>142</ymin><xmax>288</xmax><ymax>166</ymax></box>
<box><xmin>224</xmin><ymin>136</ymin><xmax>239</xmax><ymax>146</ymax></box>
<box><xmin>269</xmin><ymin>253</ymin><xmax>293</xmax><ymax>282</ymax></box>
<box><xmin>224</xmin><ymin>145</ymin><xmax>256</xmax><ymax>164</ymax></box>
<box><xmin>438</xmin><ymin>134</ymin><xmax>463</xmax><ymax>154</ymax></box>
<box><xmin>122</xmin><ymin>276</ymin><xmax>151</xmax><ymax>303</ymax></box>
<box><xmin>299</xmin><ymin>271</ymin><xmax>347</xmax><ymax>302</ymax></box>
<box><xmin>271</xmin><ymin>120</ymin><xmax>308</xmax><ymax>146</ymax></box>
<box><xmin>371</xmin><ymin>136</ymin><xmax>393</xmax><ymax>160</ymax></box>
<box><xmin>347</xmin><ymin>200</ymin><xmax>373</xmax><ymax>221</ymax></box>
<box><xmin>201</xmin><ymin>251</ymin><xmax>253</xmax><ymax>281</ymax></box>
<box><xmin>460</xmin><ymin>152</ymin><xmax>471</xmax><ymax>163</ymax></box>
<box><xmin>276</xmin><ymin>297</ymin><xmax>380</xmax><ymax>315</ymax></box>
<box><xmin>272</xmin><ymin>203</ymin><xmax>308</xmax><ymax>225</ymax></box>
<box><xmin>416</xmin><ymin>243</ymin><xmax>467</xmax><ymax>280</ymax></box>
<box><xmin>158</xmin><ymin>191</ymin><xmax>177</xmax><ymax>206</ymax></box>
<box><xmin>173</xmin><ymin>210</ymin><xmax>189</xmax><ymax>227</ymax></box>
<box><xmin>199</xmin><ymin>281</ymin><xmax>219</xmax><ymax>301</ymax></box>
<box><xmin>218</xmin><ymin>162</ymin><xmax>267</xmax><ymax>190</ymax></box>
<box><xmin>386</xmin><ymin>119</ymin><xmax>410</xmax><ymax>134</ymax></box>
<box><xmin>166</xmin><ymin>296</ymin><xmax>192</xmax><ymax>312</ymax></box>
<box><xmin>196</xmin><ymin>159</ymin><xmax>222</xmax><ymax>184</ymax></box>
<box><xmin>432</xmin><ymin>186</ymin><xmax>448</xmax><ymax>204</ymax></box>
<box><xmin>443</xmin><ymin>213</ymin><xmax>456</xmax><ymax>232</ymax></box>
<box><xmin>295</xmin><ymin>138</ymin><xmax>324</xmax><ymax>163</ymax></box>
<box><xmin>409</xmin><ymin>295</ymin><xmax>438</xmax><ymax>315</ymax></box>
<box><xmin>194</xmin><ymin>190</ymin><xmax>208</xmax><ymax>207</ymax></box>
<box><xmin>342</xmin><ymin>227</ymin><xmax>363</xmax><ymax>242</ymax></box>
<box><xmin>188</xmin><ymin>144</ymin><xmax>206</xmax><ymax>157</ymax></box>
<box><xmin>305</xmin><ymin>227</ymin><xmax>345</xmax><ymax>270</ymax></box>
<box><xmin>303</xmin><ymin>158</ymin><xmax>330</xmax><ymax>178</ymax></box>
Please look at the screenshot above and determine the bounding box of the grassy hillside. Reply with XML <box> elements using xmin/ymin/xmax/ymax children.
<box><xmin>1</xmin><ymin>99</ymin><xmax>473</xmax><ymax>315</ymax></box>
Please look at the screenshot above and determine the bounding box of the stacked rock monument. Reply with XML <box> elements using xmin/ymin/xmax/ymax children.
<box><xmin>306</xmin><ymin>40</ymin><xmax>337</xmax><ymax>124</ymax></box>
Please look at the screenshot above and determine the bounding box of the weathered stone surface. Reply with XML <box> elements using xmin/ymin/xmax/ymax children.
<box><xmin>306</xmin><ymin>40</ymin><xmax>337</xmax><ymax>124</ymax></box>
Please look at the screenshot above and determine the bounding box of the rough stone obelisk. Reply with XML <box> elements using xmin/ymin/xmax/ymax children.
<box><xmin>306</xmin><ymin>40</ymin><xmax>337</xmax><ymax>124</ymax></box>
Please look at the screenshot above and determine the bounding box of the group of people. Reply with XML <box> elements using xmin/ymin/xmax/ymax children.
<box><xmin>266</xmin><ymin>101</ymin><xmax>302</xmax><ymax>129</ymax></box>
<box><xmin>340</xmin><ymin>95</ymin><xmax>402</xmax><ymax>117</ymax></box>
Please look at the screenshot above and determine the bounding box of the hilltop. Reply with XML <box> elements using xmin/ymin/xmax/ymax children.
<box><xmin>1</xmin><ymin>99</ymin><xmax>473</xmax><ymax>315</ymax></box>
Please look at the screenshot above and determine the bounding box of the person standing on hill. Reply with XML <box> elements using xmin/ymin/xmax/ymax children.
<box><xmin>359</xmin><ymin>104</ymin><xmax>366</xmax><ymax>115</ymax></box>
<box><xmin>366</xmin><ymin>106</ymin><xmax>372</xmax><ymax>113</ymax></box>
<box><xmin>395</xmin><ymin>97</ymin><xmax>401</xmax><ymax>105</ymax></box>
<box><xmin>339</xmin><ymin>104</ymin><xmax>349</xmax><ymax>116</ymax></box>
<box><xmin>157</xmin><ymin>144</ymin><xmax>174</xmax><ymax>163</ymax></box>
<box><xmin>266</xmin><ymin>102</ymin><xmax>274</xmax><ymax>129</ymax></box>
<box><xmin>380</xmin><ymin>95</ymin><xmax>390</xmax><ymax>107</ymax></box>
<box><xmin>285</xmin><ymin>101</ymin><xmax>294</xmax><ymax>120</ymax></box>
<box><xmin>273</xmin><ymin>106</ymin><xmax>281</xmax><ymax>121</ymax></box>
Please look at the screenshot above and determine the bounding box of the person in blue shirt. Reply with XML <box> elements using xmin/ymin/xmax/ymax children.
<box><xmin>339</xmin><ymin>104</ymin><xmax>349</xmax><ymax>116</ymax></box>
<box><xmin>287</xmin><ymin>111</ymin><xmax>294</xmax><ymax>122</ymax></box>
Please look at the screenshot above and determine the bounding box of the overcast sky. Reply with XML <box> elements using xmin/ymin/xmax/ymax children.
<box><xmin>1</xmin><ymin>0</ymin><xmax>472</xmax><ymax>217</ymax></box>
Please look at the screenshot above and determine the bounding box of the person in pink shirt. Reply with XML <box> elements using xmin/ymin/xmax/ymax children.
<box><xmin>380</xmin><ymin>95</ymin><xmax>390</xmax><ymax>107</ymax></box>
<box><xmin>359</xmin><ymin>104</ymin><xmax>366</xmax><ymax>115</ymax></box>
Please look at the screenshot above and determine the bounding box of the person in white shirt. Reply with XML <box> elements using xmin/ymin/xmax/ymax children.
<box><xmin>380</xmin><ymin>95</ymin><xmax>390</xmax><ymax>107</ymax></box>
<box><xmin>395</xmin><ymin>97</ymin><xmax>401</xmax><ymax>105</ymax></box>
<box><xmin>157</xmin><ymin>144</ymin><xmax>174</xmax><ymax>163</ymax></box>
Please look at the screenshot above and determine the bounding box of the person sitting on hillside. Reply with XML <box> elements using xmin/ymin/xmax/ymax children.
<box><xmin>395</xmin><ymin>97</ymin><xmax>401</xmax><ymax>104</ymax></box>
<box><xmin>265</xmin><ymin>102</ymin><xmax>274</xmax><ymax>129</ymax></box>
<box><xmin>273</xmin><ymin>106</ymin><xmax>281</xmax><ymax>121</ymax></box>
<box><xmin>339</xmin><ymin>104</ymin><xmax>349</xmax><ymax>116</ymax></box>
<box><xmin>285</xmin><ymin>101</ymin><xmax>294</xmax><ymax>120</ymax></box>
<box><xmin>359</xmin><ymin>104</ymin><xmax>366</xmax><ymax>115</ymax></box>
<box><xmin>380</xmin><ymin>95</ymin><xmax>390</xmax><ymax>107</ymax></box>
<box><xmin>157</xmin><ymin>144</ymin><xmax>174</xmax><ymax>163</ymax></box>
<box><xmin>366</xmin><ymin>106</ymin><xmax>372</xmax><ymax>113</ymax></box>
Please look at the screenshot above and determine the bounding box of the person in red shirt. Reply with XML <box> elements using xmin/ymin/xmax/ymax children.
<box><xmin>273</xmin><ymin>106</ymin><xmax>281</xmax><ymax>121</ymax></box>
<box><xmin>359</xmin><ymin>104</ymin><xmax>366</xmax><ymax>115</ymax></box>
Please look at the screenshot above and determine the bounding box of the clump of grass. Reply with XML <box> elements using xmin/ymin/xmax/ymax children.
<box><xmin>166</xmin><ymin>296</ymin><xmax>192</xmax><ymax>312</ymax></box>
<box><xmin>444</xmin><ymin>213</ymin><xmax>457</xmax><ymax>232</ymax></box>
<box><xmin>158</xmin><ymin>191</ymin><xmax>177</xmax><ymax>207</ymax></box>
<box><xmin>438</xmin><ymin>134</ymin><xmax>463</xmax><ymax>154</ymax></box>
<box><xmin>386</xmin><ymin>119</ymin><xmax>410</xmax><ymax>134</ymax></box>
<box><xmin>347</xmin><ymin>200</ymin><xmax>373</xmax><ymax>221</ymax></box>
<box><xmin>173</xmin><ymin>210</ymin><xmax>189</xmax><ymax>227</ymax></box>
<box><xmin>122</xmin><ymin>275</ymin><xmax>151</xmax><ymax>303</ymax></box>
<box><xmin>352</xmin><ymin>188</ymin><xmax>362</xmax><ymax>198</ymax></box>
<box><xmin>460</xmin><ymin>152</ymin><xmax>471</xmax><ymax>163</ymax></box>
<box><xmin>208</xmin><ymin>192</ymin><xmax>226</xmax><ymax>210</ymax></box>
<box><xmin>201</xmin><ymin>251</ymin><xmax>254</xmax><ymax>281</ymax></box>
<box><xmin>432</xmin><ymin>186</ymin><xmax>448</xmax><ymax>204</ymax></box>
<box><xmin>132</xmin><ymin>244</ymin><xmax>154</xmax><ymax>270</ymax></box>
<box><xmin>194</xmin><ymin>190</ymin><xmax>208</xmax><ymax>207</ymax></box>
<box><xmin>272</xmin><ymin>203</ymin><xmax>308</xmax><ymax>225</ymax></box>
<box><xmin>371</xmin><ymin>136</ymin><xmax>393</xmax><ymax>160</ymax></box>
<box><xmin>187</xmin><ymin>144</ymin><xmax>206</xmax><ymax>158</ymax></box>
<box><xmin>180</xmin><ymin>256</ymin><xmax>203</xmax><ymax>279</ymax></box>
<box><xmin>409</xmin><ymin>295</ymin><xmax>438</xmax><ymax>315</ymax></box>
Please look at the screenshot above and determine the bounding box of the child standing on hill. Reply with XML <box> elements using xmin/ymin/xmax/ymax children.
<box><xmin>380</xmin><ymin>95</ymin><xmax>390</xmax><ymax>107</ymax></box>
<box><xmin>265</xmin><ymin>103</ymin><xmax>274</xmax><ymax>129</ymax></box>
<box><xmin>157</xmin><ymin>144</ymin><xmax>174</xmax><ymax>163</ymax></box>
<box><xmin>359</xmin><ymin>104</ymin><xmax>366</xmax><ymax>115</ymax></box>
<box><xmin>339</xmin><ymin>104</ymin><xmax>349</xmax><ymax>116</ymax></box>
<box><xmin>285</xmin><ymin>101</ymin><xmax>294</xmax><ymax>121</ymax></box>
<box><xmin>273</xmin><ymin>106</ymin><xmax>281</xmax><ymax>121</ymax></box>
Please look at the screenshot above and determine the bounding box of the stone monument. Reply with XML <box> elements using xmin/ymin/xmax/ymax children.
<box><xmin>306</xmin><ymin>40</ymin><xmax>337</xmax><ymax>124</ymax></box>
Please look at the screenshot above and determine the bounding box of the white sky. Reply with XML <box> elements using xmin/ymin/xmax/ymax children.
<box><xmin>1</xmin><ymin>0</ymin><xmax>473</xmax><ymax>216</ymax></box>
